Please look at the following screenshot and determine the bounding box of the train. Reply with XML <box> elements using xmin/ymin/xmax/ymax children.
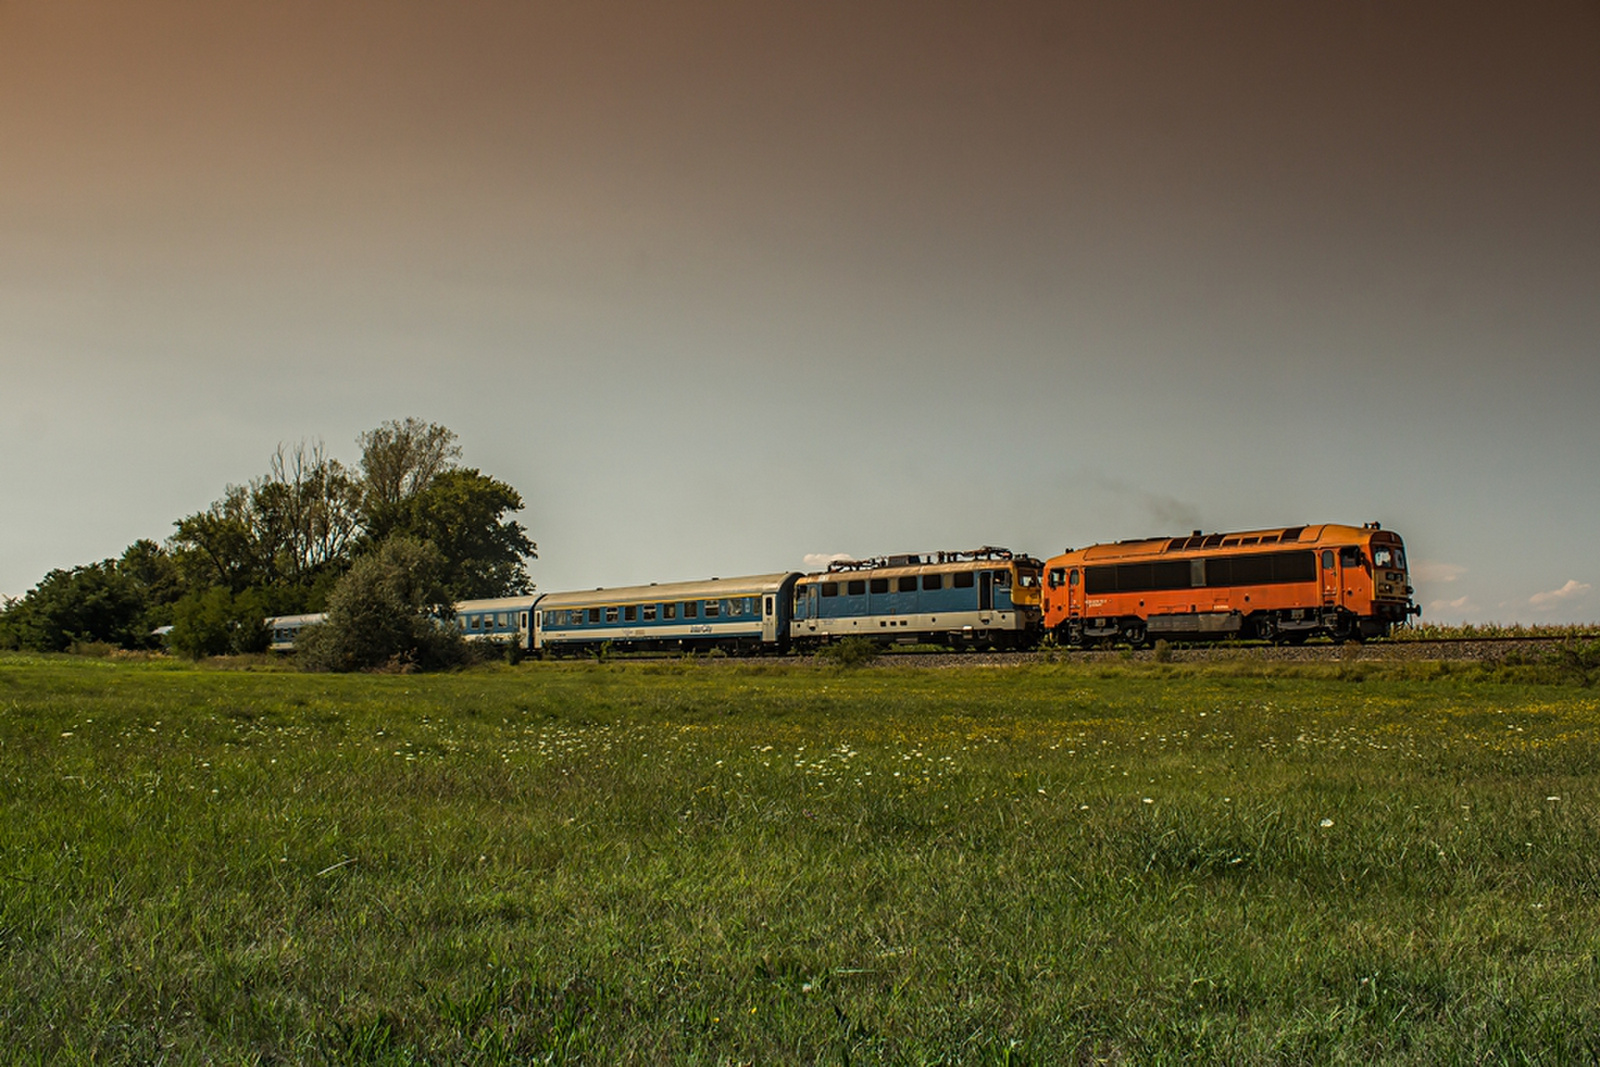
<box><xmin>267</xmin><ymin>522</ymin><xmax>1418</xmax><ymax>655</ymax></box>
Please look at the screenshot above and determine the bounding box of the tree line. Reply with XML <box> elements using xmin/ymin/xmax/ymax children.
<box><xmin>0</xmin><ymin>419</ymin><xmax>535</xmax><ymax>668</ymax></box>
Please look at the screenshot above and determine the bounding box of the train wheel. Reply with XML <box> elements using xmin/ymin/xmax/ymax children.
<box><xmin>1256</xmin><ymin>615</ymin><xmax>1278</xmax><ymax>644</ymax></box>
<box><xmin>1122</xmin><ymin>622</ymin><xmax>1148</xmax><ymax>649</ymax></box>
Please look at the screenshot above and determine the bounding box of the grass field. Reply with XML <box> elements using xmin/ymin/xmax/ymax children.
<box><xmin>4</xmin><ymin>653</ymin><xmax>1600</xmax><ymax>1063</ymax></box>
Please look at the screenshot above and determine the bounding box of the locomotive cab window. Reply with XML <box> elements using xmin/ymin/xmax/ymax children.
<box><xmin>993</xmin><ymin>570</ymin><xmax>1011</xmax><ymax>587</ymax></box>
<box><xmin>1048</xmin><ymin>568</ymin><xmax>1065</xmax><ymax>588</ymax></box>
<box><xmin>1322</xmin><ymin>550</ymin><xmax>1335</xmax><ymax>569</ymax></box>
<box><xmin>1372</xmin><ymin>545</ymin><xmax>1405</xmax><ymax>570</ymax></box>
<box><xmin>1339</xmin><ymin>547</ymin><xmax>1363</xmax><ymax>568</ymax></box>
<box><xmin>1070</xmin><ymin>570</ymin><xmax>1079</xmax><ymax>586</ymax></box>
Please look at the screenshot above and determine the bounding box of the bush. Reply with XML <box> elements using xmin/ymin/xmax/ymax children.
<box><xmin>1548</xmin><ymin>639</ymin><xmax>1600</xmax><ymax>688</ymax></box>
<box><xmin>818</xmin><ymin>636</ymin><xmax>881</xmax><ymax>668</ymax></box>
<box><xmin>295</xmin><ymin>538</ymin><xmax>466</xmax><ymax>673</ymax></box>
<box><xmin>168</xmin><ymin>587</ymin><xmax>270</xmax><ymax>660</ymax></box>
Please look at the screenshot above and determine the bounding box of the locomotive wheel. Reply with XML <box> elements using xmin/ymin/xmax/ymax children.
<box><xmin>1122</xmin><ymin>622</ymin><xmax>1148</xmax><ymax>649</ymax></box>
<box><xmin>1255</xmin><ymin>615</ymin><xmax>1278</xmax><ymax>644</ymax></box>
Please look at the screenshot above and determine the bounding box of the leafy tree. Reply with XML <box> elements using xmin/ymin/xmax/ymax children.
<box><xmin>168</xmin><ymin>587</ymin><xmax>270</xmax><ymax>660</ymax></box>
<box><xmin>381</xmin><ymin>468</ymin><xmax>537</xmax><ymax>600</ymax></box>
<box><xmin>0</xmin><ymin>562</ymin><xmax>149</xmax><ymax>652</ymax></box>
<box><xmin>171</xmin><ymin>440</ymin><xmax>361</xmax><ymax>599</ymax></box>
<box><xmin>358</xmin><ymin>418</ymin><xmax>462</xmax><ymax>532</ymax></box>
<box><xmin>295</xmin><ymin>538</ymin><xmax>466</xmax><ymax>672</ymax></box>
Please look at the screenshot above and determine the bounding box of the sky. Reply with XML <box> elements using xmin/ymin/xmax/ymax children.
<box><xmin>2</xmin><ymin>1</ymin><xmax>1597</xmax><ymax>623</ymax></box>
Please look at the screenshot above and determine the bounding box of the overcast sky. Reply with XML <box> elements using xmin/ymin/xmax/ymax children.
<box><xmin>3</xmin><ymin>1</ymin><xmax>1596</xmax><ymax>623</ymax></box>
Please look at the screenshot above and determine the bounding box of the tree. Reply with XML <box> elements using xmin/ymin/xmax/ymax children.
<box><xmin>295</xmin><ymin>537</ymin><xmax>466</xmax><ymax>672</ymax></box>
<box><xmin>170</xmin><ymin>439</ymin><xmax>361</xmax><ymax>599</ymax></box>
<box><xmin>381</xmin><ymin>468</ymin><xmax>537</xmax><ymax>599</ymax></box>
<box><xmin>168</xmin><ymin>587</ymin><xmax>269</xmax><ymax>659</ymax></box>
<box><xmin>0</xmin><ymin>562</ymin><xmax>150</xmax><ymax>651</ymax></box>
<box><xmin>358</xmin><ymin>418</ymin><xmax>462</xmax><ymax>532</ymax></box>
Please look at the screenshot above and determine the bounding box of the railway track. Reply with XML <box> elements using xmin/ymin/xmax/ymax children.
<box><xmin>864</xmin><ymin>634</ymin><xmax>1594</xmax><ymax>668</ymax></box>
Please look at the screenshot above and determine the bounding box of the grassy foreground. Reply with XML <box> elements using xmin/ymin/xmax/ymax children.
<box><xmin>3</xmin><ymin>654</ymin><xmax>1600</xmax><ymax>1063</ymax></box>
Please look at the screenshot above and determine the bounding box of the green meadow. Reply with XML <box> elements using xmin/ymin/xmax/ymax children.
<box><xmin>3</xmin><ymin>653</ymin><xmax>1600</xmax><ymax>1063</ymax></box>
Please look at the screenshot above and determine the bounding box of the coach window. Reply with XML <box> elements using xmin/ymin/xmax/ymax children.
<box><xmin>1048</xmin><ymin>568</ymin><xmax>1064</xmax><ymax>588</ymax></box>
<box><xmin>821</xmin><ymin>582</ymin><xmax>839</xmax><ymax>597</ymax></box>
<box><xmin>663</xmin><ymin>602</ymin><xmax>677</xmax><ymax>620</ymax></box>
<box><xmin>684</xmin><ymin>601</ymin><xmax>697</xmax><ymax>618</ymax></box>
<box><xmin>643</xmin><ymin>604</ymin><xmax>656</xmax><ymax>621</ymax></box>
<box><xmin>588</xmin><ymin>608</ymin><xmax>601</xmax><ymax>624</ymax></box>
<box><xmin>498</xmin><ymin>613</ymin><xmax>509</xmax><ymax>627</ymax></box>
<box><xmin>923</xmin><ymin>574</ymin><xmax>943</xmax><ymax>591</ymax></box>
<box><xmin>605</xmin><ymin>607</ymin><xmax>618</xmax><ymax>623</ymax></box>
<box><xmin>705</xmin><ymin>600</ymin><xmax>720</xmax><ymax>617</ymax></box>
<box><xmin>870</xmin><ymin>577</ymin><xmax>889</xmax><ymax>594</ymax></box>
<box><xmin>457</xmin><ymin>614</ymin><xmax>468</xmax><ymax>628</ymax></box>
<box><xmin>623</xmin><ymin>605</ymin><xmax>636</xmax><ymax>622</ymax></box>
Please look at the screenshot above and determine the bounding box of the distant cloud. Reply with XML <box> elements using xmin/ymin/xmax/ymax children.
<box><xmin>1411</xmin><ymin>560</ymin><xmax>1465</xmax><ymax>584</ymax></box>
<box><xmin>1427</xmin><ymin>594</ymin><xmax>1477</xmax><ymax>618</ymax></box>
<box><xmin>802</xmin><ymin>552</ymin><xmax>853</xmax><ymax>570</ymax></box>
<box><xmin>1529</xmin><ymin>580</ymin><xmax>1592</xmax><ymax>610</ymax></box>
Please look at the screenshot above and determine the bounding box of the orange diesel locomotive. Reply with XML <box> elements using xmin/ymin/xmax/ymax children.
<box><xmin>1041</xmin><ymin>522</ymin><xmax>1417</xmax><ymax>647</ymax></box>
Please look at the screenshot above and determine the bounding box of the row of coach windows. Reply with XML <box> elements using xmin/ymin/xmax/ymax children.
<box><xmin>817</xmin><ymin>571</ymin><xmax>987</xmax><ymax>597</ymax></box>
<box><xmin>1084</xmin><ymin>550</ymin><xmax>1318</xmax><ymax>595</ymax></box>
<box><xmin>544</xmin><ymin>597</ymin><xmax>759</xmax><ymax>627</ymax></box>
<box><xmin>458</xmin><ymin>612</ymin><xmax>517</xmax><ymax>630</ymax></box>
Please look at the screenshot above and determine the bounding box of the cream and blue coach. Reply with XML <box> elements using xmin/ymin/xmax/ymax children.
<box><xmin>532</xmin><ymin>573</ymin><xmax>802</xmax><ymax>655</ymax></box>
<box><xmin>267</xmin><ymin>612</ymin><xmax>327</xmax><ymax>651</ymax></box>
<box><xmin>453</xmin><ymin>596</ymin><xmax>538</xmax><ymax>646</ymax></box>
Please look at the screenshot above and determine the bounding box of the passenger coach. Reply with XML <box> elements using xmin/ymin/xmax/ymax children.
<box><xmin>453</xmin><ymin>596</ymin><xmax>538</xmax><ymax>646</ymax></box>
<box><xmin>532</xmin><ymin>573</ymin><xmax>802</xmax><ymax>655</ymax></box>
<box><xmin>1041</xmin><ymin>522</ymin><xmax>1418</xmax><ymax>647</ymax></box>
<box><xmin>789</xmin><ymin>547</ymin><xmax>1043</xmax><ymax>650</ymax></box>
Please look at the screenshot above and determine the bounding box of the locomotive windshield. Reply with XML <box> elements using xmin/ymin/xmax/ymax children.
<box><xmin>1371</xmin><ymin>545</ymin><xmax>1407</xmax><ymax>571</ymax></box>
